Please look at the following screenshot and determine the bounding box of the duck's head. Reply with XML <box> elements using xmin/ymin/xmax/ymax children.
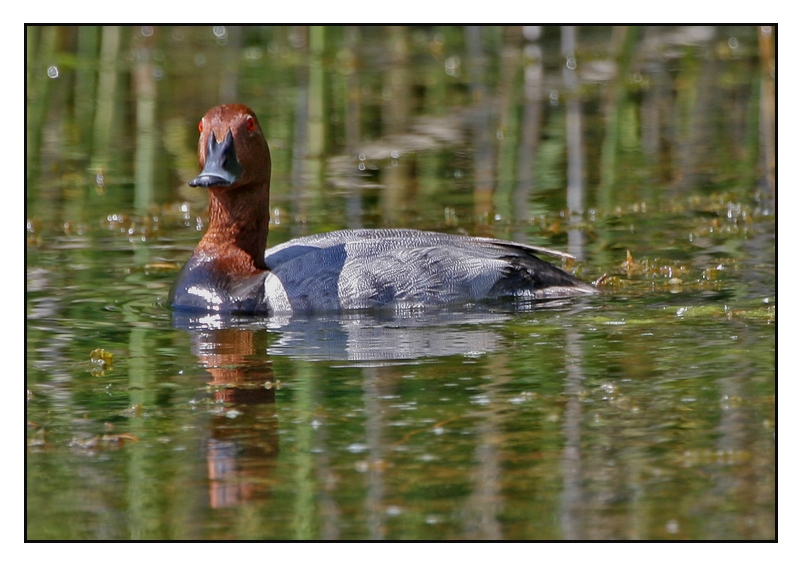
<box><xmin>190</xmin><ymin>104</ymin><xmax>271</xmax><ymax>191</ymax></box>
<box><xmin>189</xmin><ymin>104</ymin><xmax>273</xmax><ymax>272</ymax></box>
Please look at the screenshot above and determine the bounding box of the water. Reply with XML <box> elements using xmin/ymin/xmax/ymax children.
<box><xmin>26</xmin><ymin>26</ymin><xmax>775</xmax><ymax>540</ymax></box>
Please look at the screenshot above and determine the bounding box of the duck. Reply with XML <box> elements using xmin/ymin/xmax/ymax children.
<box><xmin>169</xmin><ymin>103</ymin><xmax>598</xmax><ymax>315</ymax></box>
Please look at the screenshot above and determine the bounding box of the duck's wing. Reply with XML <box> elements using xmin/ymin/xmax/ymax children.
<box><xmin>265</xmin><ymin>228</ymin><xmax>575</xmax><ymax>263</ymax></box>
<box><xmin>263</xmin><ymin>229</ymin><xmax>596</xmax><ymax>312</ymax></box>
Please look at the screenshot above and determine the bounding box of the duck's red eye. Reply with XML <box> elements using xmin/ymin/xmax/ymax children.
<box><xmin>198</xmin><ymin>120</ymin><xmax>203</xmax><ymax>133</ymax></box>
<box><xmin>246</xmin><ymin>116</ymin><xmax>256</xmax><ymax>131</ymax></box>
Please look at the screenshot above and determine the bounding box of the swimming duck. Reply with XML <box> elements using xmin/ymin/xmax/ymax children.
<box><xmin>169</xmin><ymin>104</ymin><xmax>598</xmax><ymax>314</ymax></box>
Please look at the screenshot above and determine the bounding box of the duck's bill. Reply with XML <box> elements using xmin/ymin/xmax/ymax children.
<box><xmin>190</xmin><ymin>129</ymin><xmax>242</xmax><ymax>188</ymax></box>
<box><xmin>189</xmin><ymin>172</ymin><xmax>235</xmax><ymax>188</ymax></box>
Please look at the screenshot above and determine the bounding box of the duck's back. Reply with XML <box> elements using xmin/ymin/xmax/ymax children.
<box><xmin>263</xmin><ymin>229</ymin><xmax>596</xmax><ymax>312</ymax></box>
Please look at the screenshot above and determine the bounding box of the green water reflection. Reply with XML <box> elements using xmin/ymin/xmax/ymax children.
<box><xmin>26</xmin><ymin>26</ymin><xmax>775</xmax><ymax>540</ymax></box>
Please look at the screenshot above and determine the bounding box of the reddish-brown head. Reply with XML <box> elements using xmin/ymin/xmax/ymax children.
<box><xmin>191</xmin><ymin>104</ymin><xmax>273</xmax><ymax>272</ymax></box>
<box><xmin>191</xmin><ymin>104</ymin><xmax>271</xmax><ymax>191</ymax></box>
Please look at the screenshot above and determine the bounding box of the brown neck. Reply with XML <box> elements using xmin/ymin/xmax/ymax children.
<box><xmin>196</xmin><ymin>183</ymin><xmax>270</xmax><ymax>273</ymax></box>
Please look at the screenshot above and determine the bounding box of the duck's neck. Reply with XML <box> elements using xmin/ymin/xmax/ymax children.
<box><xmin>197</xmin><ymin>183</ymin><xmax>270</xmax><ymax>273</ymax></box>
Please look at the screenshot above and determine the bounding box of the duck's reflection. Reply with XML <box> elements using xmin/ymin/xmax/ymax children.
<box><xmin>263</xmin><ymin>310</ymin><xmax>513</xmax><ymax>362</ymax></box>
<box><xmin>191</xmin><ymin>327</ymin><xmax>279</xmax><ymax>508</ymax></box>
<box><xmin>175</xmin><ymin>303</ymin><xmax>578</xmax><ymax>363</ymax></box>
<box><xmin>177</xmin><ymin>301</ymin><xmax>585</xmax><ymax>511</ymax></box>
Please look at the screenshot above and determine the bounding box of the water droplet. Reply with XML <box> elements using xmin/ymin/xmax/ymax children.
<box><xmin>666</xmin><ymin>519</ymin><xmax>679</xmax><ymax>534</ymax></box>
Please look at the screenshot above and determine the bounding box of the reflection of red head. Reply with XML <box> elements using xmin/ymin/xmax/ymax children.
<box><xmin>191</xmin><ymin>327</ymin><xmax>280</xmax><ymax>508</ymax></box>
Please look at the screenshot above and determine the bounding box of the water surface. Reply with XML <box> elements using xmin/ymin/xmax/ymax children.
<box><xmin>26</xmin><ymin>25</ymin><xmax>775</xmax><ymax>540</ymax></box>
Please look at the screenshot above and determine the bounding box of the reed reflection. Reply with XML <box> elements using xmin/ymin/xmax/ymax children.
<box><xmin>466</xmin><ymin>26</ymin><xmax>495</xmax><ymax>222</ymax></box>
<box><xmin>513</xmin><ymin>26</ymin><xmax>544</xmax><ymax>241</ymax></box>
<box><xmin>562</xmin><ymin>26</ymin><xmax>587</xmax><ymax>263</ymax></box>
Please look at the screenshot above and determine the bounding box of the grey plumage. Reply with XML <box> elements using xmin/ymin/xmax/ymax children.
<box><xmin>263</xmin><ymin>229</ymin><xmax>597</xmax><ymax>313</ymax></box>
